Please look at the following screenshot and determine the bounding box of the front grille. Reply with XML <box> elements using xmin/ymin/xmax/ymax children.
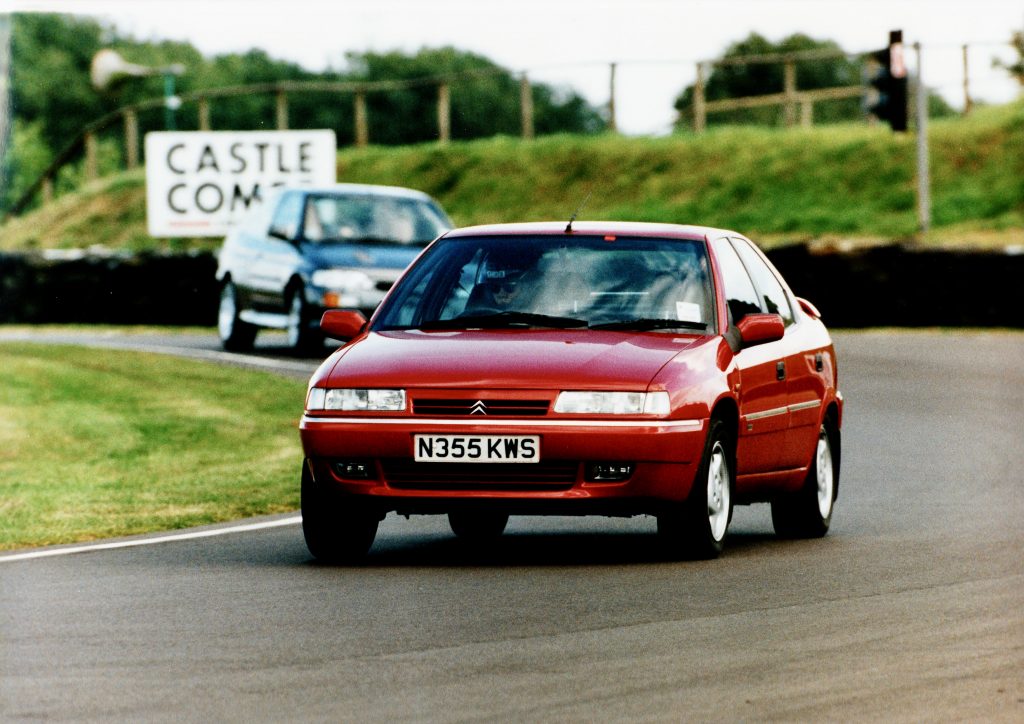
<box><xmin>413</xmin><ymin>398</ymin><xmax>549</xmax><ymax>416</ymax></box>
<box><xmin>381</xmin><ymin>459</ymin><xmax>578</xmax><ymax>491</ymax></box>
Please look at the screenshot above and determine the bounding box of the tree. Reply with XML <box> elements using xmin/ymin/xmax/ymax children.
<box><xmin>3</xmin><ymin>15</ymin><xmax>605</xmax><ymax>212</ymax></box>
<box><xmin>993</xmin><ymin>31</ymin><xmax>1024</xmax><ymax>86</ymax></box>
<box><xmin>343</xmin><ymin>47</ymin><xmax>604</xmax><ymax>145</ymax></box>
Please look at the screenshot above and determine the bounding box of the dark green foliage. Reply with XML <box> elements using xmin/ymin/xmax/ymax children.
<box><xmin>4</xmin><ymin>14</ymin><xmax>603</xmax><ymax>211</ymax></box>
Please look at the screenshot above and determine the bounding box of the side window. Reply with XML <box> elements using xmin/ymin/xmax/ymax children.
<box><xmin>711</xmin><ymin>237</ymin><xmax>761</xmax><ymax>325</ymax></box>
<box><xmin>731</xmin><ymin>238</ymin><xmax>794</xmax><ymax>326</ymax></box>
<box><xmin>268</xmin><ymin>193</ymin><xmax>303</xmax><ymax>240</ymax></box>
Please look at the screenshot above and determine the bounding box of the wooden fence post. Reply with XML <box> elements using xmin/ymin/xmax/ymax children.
<box><xmin>437</xmin><ymin>82</ymin><xmax>451</xmax><ymax>143</ymax></box>
<box><xmin>800</xmin><ymin>99</ymin><xmax>813</xmax><ymax>127</ymax></box>
<box><xmin>520</xmin><ymin>73</ymin><xmax>534</xmax><ymax>140</ymax></box>
<box><xmin>693</xmin><ymin>62</ymin><xmax>706</xmax><ymax>134</ymax></box>
<box><xmin>84</xmin><ymin>131</ymin><xmax>98</xmax><ymax>182</ymax></box>
<box><xmin>607</xmin><ymin>62</ymin><xmax>617</xmax><ymax>132</ymax></box>
<box><xmin>962</xmin><ymin>44</ymin><xmax>973</xmax><ymax>115</ymax></box>
<box><xmin>123</xmin><ymin>108</ymin><xmax>139</xmax><ymax>169</ymax></box>
<box><xmin>275</xmin><ymin>89</ymin><xmax>288</xmax><ymax>130</ymax></box>
<box><xmin>354</xmin><ymin>90</ymin><xmax>369</xmax><ymax>147</ymax></box>
<box><xmin>783</xmin><ymin>60</ymin><xmax>797</xmax><ymax>126</ymax></box>
<box><xmin>198</xmin><ymin>96</ymin><xmax>211</xmax><ymax>130</ymax></box>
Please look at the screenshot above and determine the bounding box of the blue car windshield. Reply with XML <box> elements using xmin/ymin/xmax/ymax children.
<box><xmin>374</xmin><ymin>235</ymin><xmax>715</xmax><ymax>333</ymax></box>
<box><xmin>303</xmin><ymin>194</ymin><xmax>451</xmax><ymax>245</ymax></box>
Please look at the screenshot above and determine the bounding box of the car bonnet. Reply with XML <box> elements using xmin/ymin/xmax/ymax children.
<box><xmin>314</xmin><ymin>328</ymin><xmax>705</xmax><ymax>390</ymax></box>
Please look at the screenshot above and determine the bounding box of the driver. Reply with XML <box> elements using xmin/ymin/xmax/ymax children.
<box><xmin>467</xmin><ymin>248</ymin><xmax>537</xmax><ymax>312</ymax></box>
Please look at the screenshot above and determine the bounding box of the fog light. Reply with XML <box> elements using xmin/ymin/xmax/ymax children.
<box><xmin>586</xmin><ymin>462</ymin><xmax>635</xmax><ymax>482</ymax></box>
<box><xmin>333</xmin><ymin>461</ymin><xmax>375</xmax><ymax>480</ymax></box>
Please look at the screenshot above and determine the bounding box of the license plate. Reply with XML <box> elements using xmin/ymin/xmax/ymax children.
<box><xmin>414</xmin><ymin>435</ymin><xmax>540</xmax><ymax>463</ymax></box>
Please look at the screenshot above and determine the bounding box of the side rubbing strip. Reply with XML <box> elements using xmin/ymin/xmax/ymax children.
<box><xmin>744</xmin><ymin>406</ymin><xmax>788</xmax><ymax>422</ymax></box>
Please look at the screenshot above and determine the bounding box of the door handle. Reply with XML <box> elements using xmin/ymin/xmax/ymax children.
<box><xmin>776</xmin><ymin>361</ymin><xmax>786</xmax><ymax>381</ymax></box>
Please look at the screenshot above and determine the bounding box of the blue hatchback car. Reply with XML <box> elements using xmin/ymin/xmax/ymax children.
<box><xmin>215</xmin><ymin>183</ymin><xmax>452</xmax><ymax>352</ymax></box>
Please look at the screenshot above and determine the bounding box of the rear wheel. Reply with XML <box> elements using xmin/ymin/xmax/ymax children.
<box><xmin>771</xmin><ymin>422</ymin><xmax>837</xmax><ymax>538</ymax></box>
<box><xmin>300</xmin><ymin>462</ymin><xmax>378</xmax><ymax>563</ymax></box>
<box><xmin>218</xmin><ymin>281</ymin><xmax>257</xmax><ymax>351</ymax></box>
<box><xmin>448</xmin><ymin>511</ymin><xmax>509</xmax><ymax>542</ymax></box>
<box><xmin>658</xmin><ymin>418</ymin><xmax>734</xmax><ymax>559</ymax></box>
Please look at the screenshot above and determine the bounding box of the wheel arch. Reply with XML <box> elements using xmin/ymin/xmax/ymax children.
<box><xmin>709</xmin><ymin>395</ymin><xmax>739</xmax><ymax>448</ymax></box>
<box><xmin>285</xmin><ymin>274</ymin><xmax>305</xmax><ymax>298</ymax></box>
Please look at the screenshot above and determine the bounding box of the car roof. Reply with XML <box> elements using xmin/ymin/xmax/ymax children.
<box><xmin>440</xmin><ymin>220</ymin><xmax>740</xmax><ymax>242</ymax></box>
<box><xmin>287</xmin><ymin>183</ymin><xmax>437</xmax><ymax>201</ymax></box>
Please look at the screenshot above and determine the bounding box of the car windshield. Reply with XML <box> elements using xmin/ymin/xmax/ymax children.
<box><xmin>374</xmin><ymin>235</ymin><xmax>714</xmax><ymax>333</ymax></box>
<box><xmin>303</xmin><ymin>193</ymin><xmax>451</xmax><ymax>245</ymax></box>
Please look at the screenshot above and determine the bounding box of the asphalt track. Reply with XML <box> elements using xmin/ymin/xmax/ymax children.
<box><xmin>1</xmin><ymin>329</ymin><xmax>1022</xmax><ymax>721</ymax></box>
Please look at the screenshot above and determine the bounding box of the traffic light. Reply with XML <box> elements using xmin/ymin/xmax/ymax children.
<box><xmin>868</xmin><ymin>30</ymin><xmax>908</xmax><ymax>131</ymax></box>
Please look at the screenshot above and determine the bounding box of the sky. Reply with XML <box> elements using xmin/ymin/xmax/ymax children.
<box><xmin>9</xmin><ymin>0</ymin><xmax>1024</xmax><ymax>134</ymax></box>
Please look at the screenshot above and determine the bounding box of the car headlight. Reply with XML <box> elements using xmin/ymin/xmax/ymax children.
<box><xmin>311</xmin><ymin>269</ymin><xmax>374</xmax><ymax>291</ymax></box>
<box><xmin>554</xmin><ymin>391</ymin><xmax>670</xmax><ymax>415</ymax></box>
<box><xmin>306</xmin><ymin>388</ymin><xmax>406</xmax><ymax>412</ymax></box>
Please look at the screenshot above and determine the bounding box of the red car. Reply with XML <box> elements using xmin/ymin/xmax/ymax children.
<box><xmin>299</xmin><ymin>222</ymin><xmax>842</xmax><ymax>561</ymax></box>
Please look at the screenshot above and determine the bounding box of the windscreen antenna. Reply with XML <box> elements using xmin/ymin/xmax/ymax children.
<box><xmin>565</xmin><ymin>190</ymin><xmax>593</xmax><ymax>233</ymax></box>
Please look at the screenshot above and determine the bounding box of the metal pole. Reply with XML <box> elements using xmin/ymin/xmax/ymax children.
<box><xmin>961</xmin><ymin>44</ymin><xmax>972</xmax><ymax>115</ymax></box>
<box><xmin>914</xmin><ymin>42</ymin><xmax>931</xmax><ymax>234</ymax></box>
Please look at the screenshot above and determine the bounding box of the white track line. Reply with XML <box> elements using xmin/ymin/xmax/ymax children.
<box><xmin>0</xmin><ymin>515</ymin><xmax>303</xmax><ymax>563</ymax></box>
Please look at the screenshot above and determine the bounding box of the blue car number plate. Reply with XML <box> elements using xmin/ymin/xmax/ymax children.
<box><xmin>414</xmin><ymin>435</ymin><xmax>540</xmax><ymax>463</ymax></box>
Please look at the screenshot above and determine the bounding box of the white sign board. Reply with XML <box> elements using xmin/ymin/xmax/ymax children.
<box><xmin>144</xmin><ymin>130</ymin><xmax>336</xmax><ymax>237</ymax></box>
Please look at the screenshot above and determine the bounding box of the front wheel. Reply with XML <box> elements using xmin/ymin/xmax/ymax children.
<box><xmin>300</xmin><ymin>462</ymin><xmax>379</xmax><ymax>563</ymax></box>
<box><xmin>771</xmin><ymin>422</ymin><xmax>838</xmax><ymax>539</ymax></box>
<box><xmin>218</xmin><ymin>281</ymin><xmax>257</xmax><ymax>352</ymax></box>
<box><xmin>286</xmin><ymin>286</ymin><xmax>322</xmax><ymax>354</ymax></box>
<box><xmin>657</xmin><ymin>418</ymin><xmax>734</xmax><ymax>559</ymax></box>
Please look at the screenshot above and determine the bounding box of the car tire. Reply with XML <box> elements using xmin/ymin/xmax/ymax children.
<box><xmin>286</xmin><ymin>285</ymin><xmax>322</xmax><ymax>354</ymax></box>
<box><xmin>300</xmin><ymin>462</ymin><xmax>379</xmax><ymax>563</ymax></box>
<box><xmin>218</xmin><ymin>281</ymin><xmax>257</xmax><ymax>352</ymax></box>
<box><xmin>657</xmin><ymin>417</ymin><xmax>734</xmax><ymax>560</ymax></box>
<box><xmin>448</xmin><ymin>511</ymin><xmax>509</xmax><ymax>541</ymax></box>
<box><xmin>771</xmin><ymin>421</ymin><xmax>838</xmax><ymax>539</ymax></box>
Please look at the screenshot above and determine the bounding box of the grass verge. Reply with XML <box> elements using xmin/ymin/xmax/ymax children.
<box><xmin>0</xmin><ymin>343</ymin><xmax>307</xmax><ymax>550</ymax></box>
<box><xmin>2</xmin><ymin>101</ymin><xmax>1022</xmax><ymax>252</ymax></box>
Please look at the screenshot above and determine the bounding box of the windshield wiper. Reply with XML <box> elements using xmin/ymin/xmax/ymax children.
<box><xmin>589</xmin><ymin>318</ymin><xmax>708</xmax><ymax>332</ymax></box>
<box><xmin>420</xmin><ymin>311</ymin><xmax>588</xmax><ymax>330</ymax></box>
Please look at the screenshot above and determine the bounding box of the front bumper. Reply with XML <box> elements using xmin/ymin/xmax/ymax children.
<box><xmin>299</xmin><ymin>414</ymin><xmax>707</xmax><ymax>515</ymax></box>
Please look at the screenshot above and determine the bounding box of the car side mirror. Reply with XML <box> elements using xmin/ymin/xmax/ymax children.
<box><xmin>320</xmin><ymin>310</ymin><xmax>367</xmax><ymax>340</ymax></box>
<box><xmin>736</xmin><ymin>313</ymin><xmax>785</xmax><ymax>348</ymax></box>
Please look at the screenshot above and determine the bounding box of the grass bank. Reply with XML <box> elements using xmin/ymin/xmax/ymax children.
<box><xmin>0</xmin><ymin>343</ymin><xmax>306</xmax><ymax>550</ymax></box>
<box><xmin>2</xmin><ymin>101</ymin><xmax>1022</xmax><ymax>252</ymax></box>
